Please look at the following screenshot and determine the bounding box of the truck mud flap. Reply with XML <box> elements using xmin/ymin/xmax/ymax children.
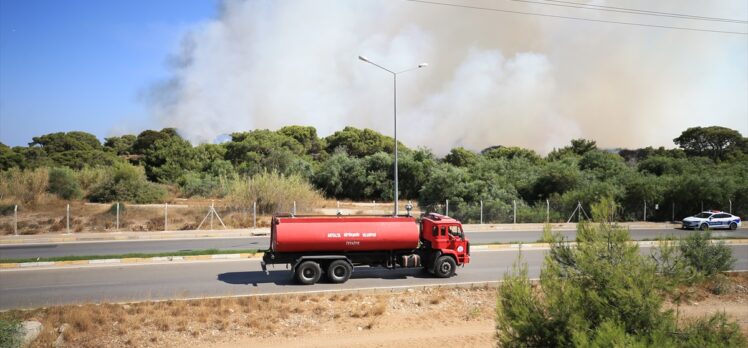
<box><xmin>261</xmin><ymin>260</ymin><xmax>268</xmax><ymax>275</ymax></box>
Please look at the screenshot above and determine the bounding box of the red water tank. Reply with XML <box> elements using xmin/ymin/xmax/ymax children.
<box><xmin>271</xmin><ymin>216</ymin><xmax>419</xmax><ymax>253</ymax></box>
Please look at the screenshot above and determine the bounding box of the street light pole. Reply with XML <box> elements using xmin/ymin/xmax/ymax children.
<box><xmin>359</xmin><ymin>55</ymin><xmax>427</xmax><ymax>216</ymax></box>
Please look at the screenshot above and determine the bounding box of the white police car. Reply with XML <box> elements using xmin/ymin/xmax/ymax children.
<box><xmin>681</xmin><ymin>211</ymin><xmax>741</xmax><ymax>230</ymax></box>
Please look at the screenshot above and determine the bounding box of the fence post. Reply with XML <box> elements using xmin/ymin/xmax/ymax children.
<box><xmin>513</xmin><ymin>200</ymin><xmax>517</xmax><ymax>224</ymax></box>
<box><xmin>337</xmin><ymin>201</ymin><xmax>340</xmax><ymax>215</ymax></box>
<box><xmin>480</xmin><ymin>200</ymin><xmax>483</xmax><ymax>224</ymax></box>
<box><xmin>210</xmin><ymin>201</ymin><xmax>214</xmax><ymax>230</ymax></box>
<box><xmin>701</xmin><ymin>201</ymin><xmax>703</xmax><ymax>212</ymax></box>
<box><xmin>164</xmin><ymin>203</ymin><xmax>168</xmax><ymax>231</ymax></box>
<box><xmin>293</xmin><ymin>201</ymin><xmax>297</xmax><ymax>216</ymax></box>
<box><xmin>546</xmin><ymin>199</ymin><xmax>550</xmax><ymax>223</ymax></box>
<box><xmin>446</xmin><ymin>199</ymin><xmax>449</xmax><ymax>216</ymax></box>
<box><xmin>116</xmin><ymin>202</ymin><xmax>120</xmax><ymax>231</ymax></box>
<box><xmin>643</xmin><ymin>201</ymin><xmax>646</xmax><ymax>222</ymax></box>
<box><xmin>14</xmin><ymin>205</ymin><xmax>18</xmax><ymax>236</ymax></box>
<box><xmin>672</xmin><ymin>202</ymin><xmax>675</xmax><ymax>222</ymax></box>
<box><xmin>66</xmin><ymin>203</ymin><xmax>70</xmax><ymax>234</ymax></box>
<box><xmin>729</xmin><ymin>199</ymin><xmax>732</xmax><ymax>214</ymax></box>
<box><xmin>253</xmin><ymin>201</ymin><xmax>257</xmax><ymax>228</ymax></box>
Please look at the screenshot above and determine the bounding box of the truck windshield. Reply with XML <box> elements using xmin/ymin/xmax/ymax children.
<box><xmin>448</xmin><ymin>225</ymin><xmax>462</xmax><ymax>238</ymax></box>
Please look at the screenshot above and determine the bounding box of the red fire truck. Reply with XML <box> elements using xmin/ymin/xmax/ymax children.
<box><xmin>261</xmin><ymin>213</ymin><xmax>470</xmax><ymax>284</ymax></box>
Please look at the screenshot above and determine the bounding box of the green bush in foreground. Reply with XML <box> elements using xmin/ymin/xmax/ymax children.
<box><xmin>679</xmin><ymin>231</ymin><xmax>736</xmax><ymax>277</ymax></box>
<box><xmin>496</xmin><ymin>198</ymin><xmax>745</xmax><ymax>347</ymax></box>
<box><xmin>0</xmin><ymin>318</ymin><xmax>21</xmax><ymax>348</ymax></box>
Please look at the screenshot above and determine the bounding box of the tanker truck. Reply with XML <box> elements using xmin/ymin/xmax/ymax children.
<box><xmin>261</xmin><ymin>213</ymin><xmax>470</xmax><ymax>284</ymax></box>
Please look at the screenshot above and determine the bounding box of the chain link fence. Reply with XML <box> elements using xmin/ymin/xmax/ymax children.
<box><xmin>419</xmin><ymin>197</ymin><xmax>745</xmax><ymax>225</ymax></box>
<box><xmin>0</xmin><ymin>198</ymin><xmax>744</xmax><ymax>235</ymax></box>
<box><xmin>0</xmin><ymin>200</ymin><xmax>405</xmax><ymax>235</ymax></box>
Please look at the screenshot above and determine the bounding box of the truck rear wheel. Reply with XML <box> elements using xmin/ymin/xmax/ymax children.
<box><xmin>434</xmin><ymin>256</ymin><xmax>456</xmax><ymax>278</ymax></box>
<box><xmin>326</xmin><ymin>260</ymin><xmax>352</xmax><ymax>283</ymax></box>
<box><xmin>295</xmin><ymin>261</ymin><xmax>322</xmax><ymax>285</ymax></box>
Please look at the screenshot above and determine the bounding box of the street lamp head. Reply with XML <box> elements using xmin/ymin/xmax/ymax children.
<box><xmin>418</xmin><ymin>63</ymin><xmax>429</xmax><ymax>68</ymax></box>
<box><xmin>358</xmin><ymin>55</ymin><xmax>370</xmax><ymax>63</ymax></box>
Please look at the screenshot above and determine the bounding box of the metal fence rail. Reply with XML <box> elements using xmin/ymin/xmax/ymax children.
<box><xmin>0</xmin><ymin>198</ymin><xmax>743</xmax><ymax>235</ymax></box>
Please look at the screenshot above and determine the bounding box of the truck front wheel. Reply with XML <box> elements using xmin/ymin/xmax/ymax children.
<box><xmin>433</xmin><ymin>256</ymin><xmax>456</xmax><ymax>278</ymax></box>
<box><xmin>326</xmin><ymin>260</ymin><xmax>352</xmax><ymax>283</ymax></box>
<box><xmin>295</xmin><ymin>261</ymin><xmax>322</xmax><ymax>285</ymax></box>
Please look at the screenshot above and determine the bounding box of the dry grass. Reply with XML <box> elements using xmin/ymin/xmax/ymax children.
<box><xmin>1</xmin><ymin>287</ymin><xmax>498</xmax><ymax>348</ymax></box>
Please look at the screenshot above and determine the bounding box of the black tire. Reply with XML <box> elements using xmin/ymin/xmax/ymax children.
<box><xmin>433</xmin><ymin>256</ymin><xmax>456</xmax><ymax>278</ymax></box>
<box><xmin>326</xmin><ymin>260</ymin><xmax>352</xmax><ymax>284</ymax></box>
<box><xmin>295</xmin><ymin>261</ymin><xmax>322</xmax><ymax>285</ymax></box>
<box><xmin>730</xmin><ymin>222</ymin><xmax>738</xmax><ymax>230</ymax></box>
<box><xmin>699</xmin><ymin>223</ymin><xmax>709</xmax><ymax>231</ymax></box>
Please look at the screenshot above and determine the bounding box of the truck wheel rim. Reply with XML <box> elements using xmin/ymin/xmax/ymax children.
<box><xmin>441</xmin><ymin>263</ymin><xmax>451</xmax><ymax>274</ymax></box>
<box><xmin>333</xmin><ymin>266</ymin><xmax>346</xmax><ymax>277</ymax></box>
<box><xmin>303</xmin><ymin>268</ymin><xmax>314</xmax><ymax>279</ymax></box>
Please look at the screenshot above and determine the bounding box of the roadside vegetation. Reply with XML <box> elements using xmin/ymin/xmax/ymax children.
<box><xmin>1</xmin><ymin>125</ymin><xmax>746</xmax><ymax>226</ymax></box>
<box><xmin>496</xmin><ymin>198</ymin><xmax>746</xmax><ymax>347</ymax></box>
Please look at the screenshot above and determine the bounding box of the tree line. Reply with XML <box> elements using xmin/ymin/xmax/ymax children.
<box><xmin>1</xmin><ymin>125</ymin><xmax>746</xmax><ymax>221</ymax></box>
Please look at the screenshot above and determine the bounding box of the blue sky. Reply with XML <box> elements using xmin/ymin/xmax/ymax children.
<box><xmin>0</xmin><ymin>0</ymin><xmax>217</xmax><ymax>146</ymax></box>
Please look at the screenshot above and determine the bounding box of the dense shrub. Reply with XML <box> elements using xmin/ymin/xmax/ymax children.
<box><xmin>679</xmin><ymin>231</ymin><xmax>736</xmax><ymax>276</ymax></box>
<box><xmin>48</xmin><ymin>167</ymin><xmax>82</xmax><ymax>199</ymax></box>
<box><xmin>496</xmin><ymin>198</ymin><xmax>746</xmax><ymax>347</ymax></box>
<box><xmin>177</xmin><ymin>172</ymin><xmax>226</xmax><ymax>198</ymax></box>
<box><xmin>88</xmin><ymin>163</ymin><xmax>167</xmax><ymax>203</ymax></box>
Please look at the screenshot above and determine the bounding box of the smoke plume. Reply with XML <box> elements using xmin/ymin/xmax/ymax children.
<box><xmin>147</xmin><ymin>0</ymin><xmax>748</xmax><ymax>154</ymax></box>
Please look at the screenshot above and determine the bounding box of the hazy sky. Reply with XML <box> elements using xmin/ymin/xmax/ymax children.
<box><xmin>1</xmin><ymin>0</ymin><xmax>746</xmax><ymax>154</ymax></box>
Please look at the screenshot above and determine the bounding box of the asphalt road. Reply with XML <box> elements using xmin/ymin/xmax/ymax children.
<box><xmin>1</xmin><ymin>245</ymin><xmax>746</xmax><ymax>310</ymax></box>
<box><xmin>1</xmin><ymin>228</ymin><xmax>747</xmax><ymax>260</ymax></box>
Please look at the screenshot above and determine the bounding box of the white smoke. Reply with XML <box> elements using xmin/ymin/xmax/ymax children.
<box><xmin>147</xmin><ymin>0</ymin><xmax>748</xmax><ymax>154</ymax></box>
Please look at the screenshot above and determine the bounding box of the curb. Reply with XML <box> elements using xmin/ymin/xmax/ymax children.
<box><xmin>3</xmin><ymin>239</ymin><xmax>747</xmax><ymax>271</ymax></box>
<box><xmin>0</xmin><ymin>232</ymin><xmax>270</xmax><ymax>245</ymax></box>
<box><xmin>0</xmin><ymin>253</ymin><xmax>265</xmax><ymax>270</ymax></box>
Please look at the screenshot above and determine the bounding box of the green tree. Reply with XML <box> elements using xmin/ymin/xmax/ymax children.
<box><xmin>313</xmin><ymin>150</ymin><xmax>367</xmax><ymax>199</ymax></box>
<box><xmin>529</xmin><ymin>161</ymin><xmax>581</xmax><ymax>200</ymax></box>
<box><xmin>104</xmin><ymin>135</ymin><xmax>137</xmax><ymax>155</ymax></box>
<box><xmin>0</xmin><ymin>142</ymin><xmax>24</xmax><ymax>170</ymax></box>
<box><xmin>225</xmin><ymin>129</ymin><xmax>305</xmax><ymax>172</ymax></box>
<box><xmin>674</xmin><ymin>126</ymin><xmax>745</xmax><ymax>161</ymax></box>
<box><xmin>278</xmin><ymin>125</ymin><xmax>327</xmax><ymax>158</ymax></box>
<box><xmin>444</xmin><ymin>147</ymin><xmax>477</xmax><ymax>167</ymax></box>
<box><xmin>142</xmin><ymin>136</ymin><xmax>200</xmax><ymax>183</ymax></box>
<box><xmin>324</xmin><ymin>126</ymin><xmax>404</xmax><ymax>157</ymax></box>
<box><xmin>131</xmin><ymin>128</ymin><xmax>179</xmax><ymax>154</ymax></box>
<box><xmin>482</xmin><ymin>146</ymin><xmax>542</xmax><ymax>163</ymax></box>
<box><xmin>30</xmin><ymin>131</ymin><xmax>101</xmax><ymax>153</ymax></box>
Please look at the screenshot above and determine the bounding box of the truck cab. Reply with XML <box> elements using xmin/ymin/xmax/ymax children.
<box><xmin>420</xmin><ymin>213</ymin><xmax>470</xmax><ymax>274</ymax></box>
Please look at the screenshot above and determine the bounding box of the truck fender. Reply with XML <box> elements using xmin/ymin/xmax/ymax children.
<box><xmin>436</xmin><ymin>250</ymin><xmax>459</xmax><ymax>266</ymax></box>
<box><xmin>426</xmin><ymin>251</ymin><xmax>442</xmax><ymax>274</ymax></box>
